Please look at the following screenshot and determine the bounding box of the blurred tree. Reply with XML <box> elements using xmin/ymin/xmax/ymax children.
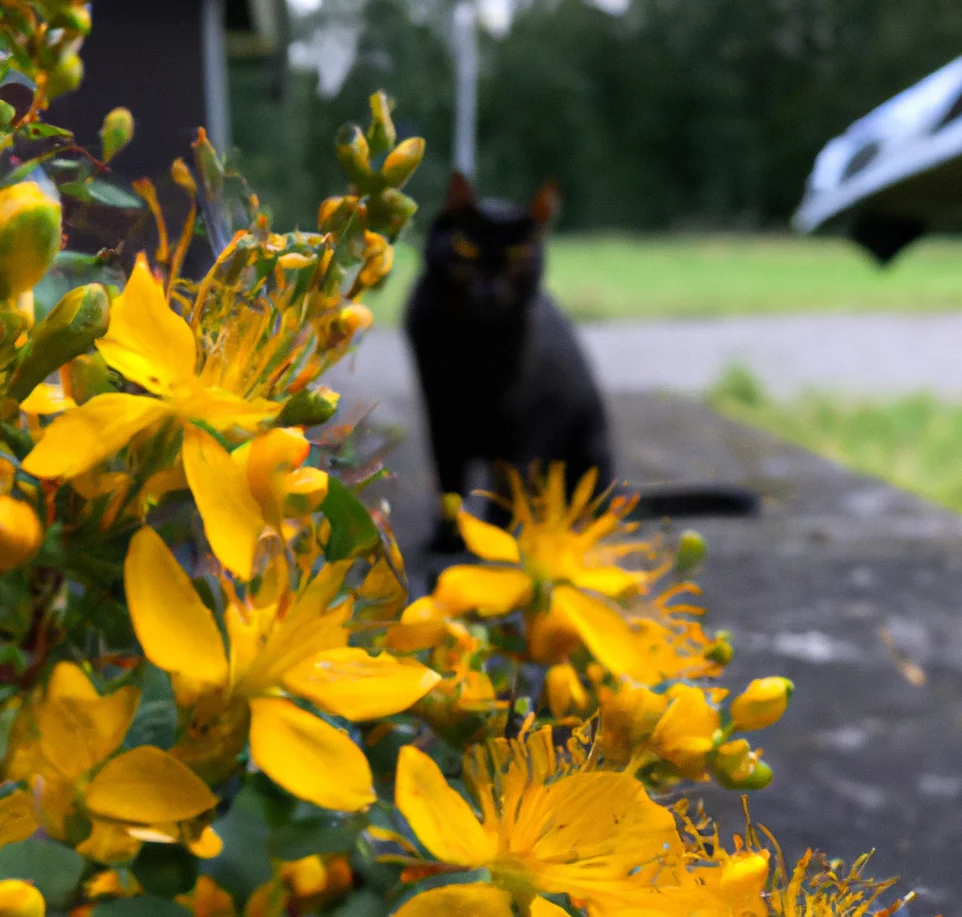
<box><xmin>231</xmin><ymin>0</ymin><xmax>962</xmax><ymax>232</ymax></box>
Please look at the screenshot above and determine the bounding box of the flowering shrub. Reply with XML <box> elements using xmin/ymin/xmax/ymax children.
<box><xmin>0</xmin><ymin>5</ymin><xmax>922</xmax><ymax>916</ymax></box>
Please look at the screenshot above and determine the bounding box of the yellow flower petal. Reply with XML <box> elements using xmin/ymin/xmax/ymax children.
<box><xmin>433</xmin><ymin>565</ymin><xmax>533</xmax><ymax>617</ymax></box>
<box><xmin>456</xmin><ymin>511</ymin><xmax>520</xmax><ymax>563</ymax></box>
<box><xmin>290</xmin><ymin>560</ymin><xmax>353</xmax><ymax>620</ymax></box>
<box><xmin>237</xmin><ymin>597</ymin><xmax>353</xmax><ymax>696</ymax></box>
<box><xmin>0</xmin><ymin>790</ymin><xmax>38</xmax><ymax>847</ymax></box>
<box><xmin>172</xmin><ymin>388</ymin><xmax>282</xmax><ymax>433</ymax></box>
<box><xmin>37</xmin><ymin>683</ymin><xmax>140</xmax><ymax>781</ymax></box>
<box><xmin>550</xmin><ymin>585</ymin><xmax>642</xmax><ymax>678</ymax></box>
<box><xmin>569</xmin><ymin>565</ymin><xmax>640</xmax><ymax>599</ymax></box>
<box><xmin>21</xmin><ymin>393</ymin><xmax>172</xmax><ymax>479</ymax></box>
<box><xmin>247</xmin><ymin>698</ymin><xmax>375</xmax><ymax>812</ymax></box>
<box><xmin>395</xmin><ymin>745</ymin><xmax>496</xmax><ymax>868</ymax></box>
<box><xmin>19</xmin><ymin>383</ymin><xmax>75</xmax><ymax>415</ymax></box>
<box><xmin>393</xmin><ymin>884</ymin><xmax>513</xmax><ymax>917</ymax></box>
<box><xmin>189</xmin><ymin>826</ymin><xmax>224</xmax><ymax>859</ymax></box>
<box><xmin>182</xmin><ymin>425</ymin><xmax>266</xmax><ymax>580</ymax></box>
<box><xmin>516</xmin><ymin>771</ymin><xmax>683</xmax><ymax>900</ymax></box>
<box><xmin>0</xmin><ymin>880</ymin><xmax>45</xmax><ymax>917</ymax></box>
<box><xmin>124</xmin><ymin>526</ymin><xmax>229</xmax><ymax>685</ymax></box>
<box><xmin>283</xmin><ymin>648</ymin><xmax>441</xmax><ymax>721</ymax></box>
<box><xmin>95</xmin><ymin>253</ymin><xmax>197</xmax><ymax>394</ymax></box>
<box><xmin>85</xmin><ymin>746</ymin><xmax>218</xmax><ymax>823</ymax></box>
<box><xmin>75</xmin><ymin>820</ymin><xmax>143</xmax><ymax>864</ymax></box>
<box><xmin>530</xmin><ymin>897</ymin><xmax>573</xmax><ymax>917</ymax></box>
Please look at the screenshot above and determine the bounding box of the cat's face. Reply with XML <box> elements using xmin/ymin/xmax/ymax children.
<box><xmin>425</xmin><ymin>173</ymin><xmax>558</xmax><ymax>320</ymax></box>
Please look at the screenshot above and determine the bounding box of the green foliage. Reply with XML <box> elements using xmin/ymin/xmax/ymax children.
<box><xmin>363</xmin><ymin>234</ymin><xmax>962</xmax><ymax>326</ymax></box>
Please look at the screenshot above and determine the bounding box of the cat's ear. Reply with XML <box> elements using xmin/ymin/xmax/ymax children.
<box><xmin>445</xmin><ymin>171</ymin><xmax>476</xmax><ymax>211</ymax></box>
<box><xmin>531</xmin><ymin>180</ymin><xmax>561</xmax><ymax>225</ymax></box>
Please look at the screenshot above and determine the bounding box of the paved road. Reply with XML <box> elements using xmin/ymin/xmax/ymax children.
<box><xmin>332</xmin><ymin>313</ymin><xmax>962</xmax><ymax>399</ymax></box>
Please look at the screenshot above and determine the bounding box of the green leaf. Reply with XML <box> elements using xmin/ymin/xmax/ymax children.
<box><xmin>125</xmin><ymin>663</ymin><xmax>177</xmax><ymax>750</ymax></box>
<box><xmin>328</xmin><ymin>888</ymin><xmax>391</xmax><ymax>917</ymax></box>
<box><xmin>92</xmin><ymin>897</ymin><xmax>191</xmax><ymax>917</ymax></box>
<box><xmin>0</xmin><ymin>569</ymin><xmax>32</xmax><ymax>641</ymax></box>
<box><xmin>202</xmin><ymin>783</ymin><xmax>273</xmax><ymax>901</ymax></box>
<box><xmin>17</xmin><ymin>122</ymin><xmax>72</xmax><ymax>140</ymax></box>
<box><xmin>269</xmin><ymin>808</ymin><xmax>366</xmax><ymax>861</ymax></box>
<box><xmin>131</xmin><ymin>844</ymin><xmax>199</xmax><ymax>898</ymax></box>
<box><xmin>60</xmin><ymin>178</ymin><xmax>142</xmax><ymax>210</ymax></box>
<box><xmin>321</xmin><ymin>478</ymin><xmax>380</xmax><ymax>561</ymax></box>
<box><xmin>0</xmin><ymin>839</ymin><xmax>86</xmax><ymax>907</ymax></box>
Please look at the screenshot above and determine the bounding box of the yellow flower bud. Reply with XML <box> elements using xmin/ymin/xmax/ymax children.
<box><xmin>7</xmin><ymin>283</ymin><xmax>109</xmax><ymax>402</ymax></box>
<box><xmin>99</xmin><ymin>107</ymin><xmax>134</xmax><ymax>163</ymax></box>
<box><xmin>675</xmin><ymin>528</ymin><xmax>707</xmax><ymax>574</ymax></box>
<box><xmin>45</xmin><ymin>52</ymin><xmax>84</xmax><ymax>100</ymax></box>
<box><xmin>0</xmin><ymin>182</ymin><xmax>62</xmax><ymax>301</ymax></box>
<box><xmin>381</xmin><ymin>137</ymin><xmax>426</xmax><ymax>189</ymax></box>
<box><xmin>711</xmin><ymin>740</ymin><xmax>773</xmax><ymax>790</ymax></box>
<box><xmin>0</xmin><ymin>495</ymin><xmax>43</xmax><ymax>572</ymax></box>
<box><xmin>335</xmin><ymin>124</ymin><xmax>372</xmax><ymax>184</ymax></box>
<box><xmin>0</xmin><ymin>101</ymin><xmax>15</xmax><ymax>129</ymax></box>
<box><xmin>720</xmin><ymin>851</ymin><xmax>771</xmax><ymax>896</ymax></box>
<box><xmin>730</xmin><ymin>676</ymin><xmax>794</xmax><ymax>731</ymax></box>
<box><xmin>0</xmin><ymin>879</ymin><xmax>44</xmax><ymax>917</ymax></box>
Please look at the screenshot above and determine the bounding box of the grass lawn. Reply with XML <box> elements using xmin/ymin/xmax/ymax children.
<box><xmin>708</xmin><ymin>367</ymin><xmax>962</xmax><ymax>513</ymax></box>
<box><xmin>364</xmin><ymin>234</ymin><xmax>962</xmax><ymax>326</ymax></box>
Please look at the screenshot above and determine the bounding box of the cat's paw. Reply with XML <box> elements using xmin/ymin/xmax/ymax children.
<box><xmin>427</xmin><ymin>518</ymin><xmax>466</xmax><ymax>554</ymax></box>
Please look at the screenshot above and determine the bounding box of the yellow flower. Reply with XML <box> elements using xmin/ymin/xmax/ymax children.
<box><xmin>418</xmin><ymin>465</ymin><xmax>666</xmax><ymax>678</ymax></box>
<box><xmin>392</xmin><ymin>723</ymin><xmax>683</xmax><ymax>916</ymax></box>
<box><xmin>599</xmin><ymin>682</ymin><xmax>723</xmax><ymax>780</ymax></box>
<box><xmin>0</xmin><ymin>880</ymin><xmax>45</xmax><ymax>917</ymax></box>
<box><xmin>124</xmin><ymin>526</ymin><xmax>440</xmax><ymax>810</ymax></box>
<box><xmin>3</xmin><ymin>661</ymin><xmax>217</xmax><ymax>860</ymax></box>
<box><xmin>20</xmin><ymin>256</ymin><xmax>288</xmax><ymax>576</ymax></box>
<box><xmin>730</xmin><ymin>677</ymin><xmax>794</xmax><ymax>731</ymax></box>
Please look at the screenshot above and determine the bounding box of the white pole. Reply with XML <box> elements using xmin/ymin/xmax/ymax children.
<box><xmin>201</xmin><ymin>0</ymin><xmax>231</xmax><ymax>152</ymax></box>
<box><xmin>452</xmin><ymin>1</ymin><xmax>478</xmax><ymax>178</ymax></box>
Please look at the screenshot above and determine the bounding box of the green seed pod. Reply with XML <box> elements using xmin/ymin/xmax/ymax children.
<box><xmin>276</xmin><ymin>387</ymin><xmax>340</xmax><ymax>428</ymax></box>
<box><xmin>7</xmin><ymin>283</ymin><xmax>109</xmax><ymax>402</ymax></box>
<box><xmin>99</xmin><ymin>107</ymin><xmax>135</xmax><ymax>162</ymax></box>
<box><xmin>381</xmin><ymin>137</ymin><xmax>426</xmax><ymax>189</ymax></box>
<box><xmin>0</xmin><ymin>181</ymin><xmax>62</xmax><ymax>301</ymax></box>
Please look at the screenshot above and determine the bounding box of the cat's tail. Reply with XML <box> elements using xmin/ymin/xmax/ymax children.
<box><xmin>618</xmin><ymin>483</ymin><xmax>763</xmax><ymax>520</ymax></box>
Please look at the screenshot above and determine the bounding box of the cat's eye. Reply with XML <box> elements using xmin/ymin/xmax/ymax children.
<box><xmin>507</xmin><ymin>243</ymin><xmax>533</xmax><ymax>261</ymax></box>
<box><xmin>452</xmin><ymin>233</ymin><xmax>480</xmax><ymax>260</ymax></box>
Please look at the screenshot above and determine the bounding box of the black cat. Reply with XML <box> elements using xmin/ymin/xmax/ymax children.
<box><xmin>404</xmin><ymin>173</ymin><xmax>758</xmax><ymax>551</ymax></box>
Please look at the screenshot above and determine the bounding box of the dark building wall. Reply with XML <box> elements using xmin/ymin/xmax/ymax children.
<box><xmin>48</xmin><ymin>0</ymin><xmax>209</xmax><ymax>181</ymax></box>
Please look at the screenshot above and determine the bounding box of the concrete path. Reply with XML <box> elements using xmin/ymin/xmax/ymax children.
<box><xmin>333</xmin><ymin>312</ymin><xmax>962</xmax><ymax>399</ymax></box>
